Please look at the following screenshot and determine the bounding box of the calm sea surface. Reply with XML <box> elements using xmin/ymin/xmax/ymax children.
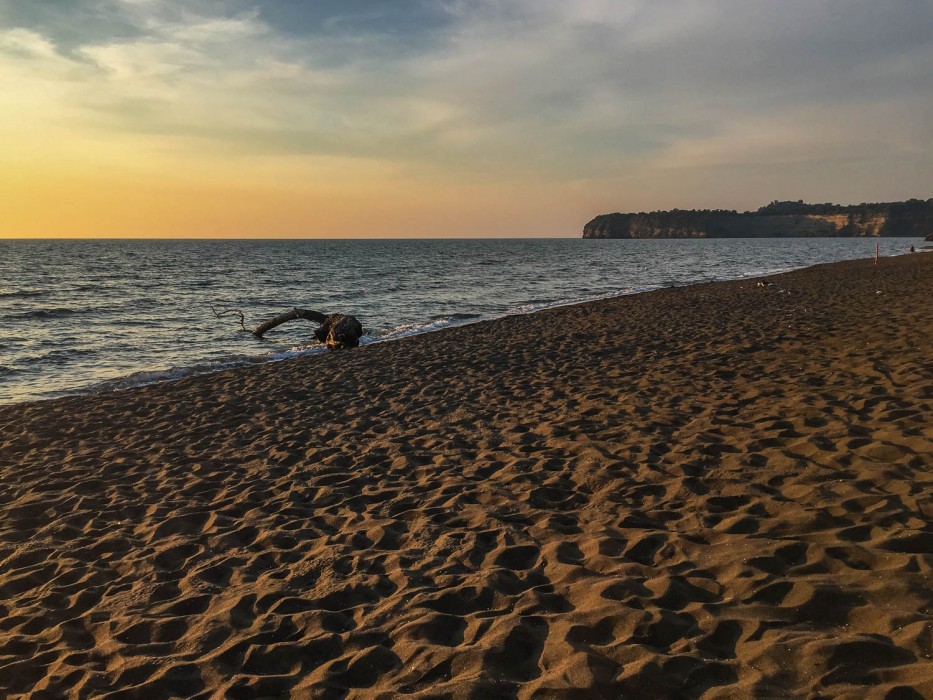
<box><xmin>0</xmin><ymin>238</ymin><xmax>917</xmax><ymax>404</ymax></box>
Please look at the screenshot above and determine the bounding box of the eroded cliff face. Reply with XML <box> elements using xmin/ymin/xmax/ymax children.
<box><xmin>583</xmin><ymin>213</ymin><xmax>836</xmax><ymax>239</ymax></box>
<box><xmin>583</xmin><ymin>200</ymin><xmax>933</xmax><ymax>239</ymax></box>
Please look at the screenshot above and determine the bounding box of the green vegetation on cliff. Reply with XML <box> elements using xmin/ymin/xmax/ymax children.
<box><xmin>583</xmin><ymin>199</ymin><xmax>933</xmax><ymax>239</ymax></box>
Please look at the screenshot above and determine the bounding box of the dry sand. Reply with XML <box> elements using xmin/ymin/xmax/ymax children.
<box><xmin>1</xmin><ymin>253</ymin><xmax>931</xmax><ymax>699</ymax></box>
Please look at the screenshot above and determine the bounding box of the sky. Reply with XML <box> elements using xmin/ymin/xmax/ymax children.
<box><xmin>1</xmin><ymin>0</ymin><xmax>931</xmax><ymax>238</ymax></box>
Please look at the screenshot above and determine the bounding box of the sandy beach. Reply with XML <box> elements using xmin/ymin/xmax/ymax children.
<box><xmin>1</xmin><ymin>253</ymin><xmax>931</xmax><ymax>699</ymax></box>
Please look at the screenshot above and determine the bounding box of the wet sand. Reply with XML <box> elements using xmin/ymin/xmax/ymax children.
<box><xmin>1</xmin><ymin>253</ymin><xmax>931</xmax><ymax>699</ymax></box>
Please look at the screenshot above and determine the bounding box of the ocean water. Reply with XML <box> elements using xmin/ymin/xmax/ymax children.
<box><xmin>0</xmin><ymin>237</ymin><xmax>917</xmax><ymax>404</ymax></box>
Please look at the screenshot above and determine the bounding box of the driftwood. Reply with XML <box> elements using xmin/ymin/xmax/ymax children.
<box><xmin>311</xmin><ymin>314</ymin><xmax>364</xmax><ymax>350</ymax></box>
<box><xmin>253</xmin><ymin>308</ymin><xmax>327</xmax><ymax>336</ymax></box>
<box><xmin>211</xmin><ymin>305</ymin><xmax>363</xmax><ymax>351</ymax></box>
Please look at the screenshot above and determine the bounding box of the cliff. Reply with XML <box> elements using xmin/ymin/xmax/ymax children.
<box><xmin>583</xmin><ymin>199</ymin><xmax>933</xmax><ymax>239</ymax></box>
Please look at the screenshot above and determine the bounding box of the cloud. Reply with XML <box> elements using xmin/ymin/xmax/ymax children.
<box><xmin>0</xmin><ymin>27</ymin><xmax>61</xmax><ymax>59</ymax></box>
<box><xmin>0</xmin><ymin>0</ymin><xmax>931</xmax><ymax>206</ymax></box>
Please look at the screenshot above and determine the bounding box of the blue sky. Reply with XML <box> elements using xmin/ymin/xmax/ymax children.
<box><xmin>1</xmin><ymin>1</ymin><xmax>931</xmax><ymax>236</ymax></box>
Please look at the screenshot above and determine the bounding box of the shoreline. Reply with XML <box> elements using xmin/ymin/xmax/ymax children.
<box><xmin>1</xmin><ymin>260</ymin><xmax>796</xmax><ymax>408</ymax></box>
<box><xmin>4</xmin><ymin>249</ymin><xmax>908</xmax><ymax>408</ymax></box>
<box><xmin>1</xmin><ymin>253</ymin><xmax>931</xmax><ymax>698</ymax></box>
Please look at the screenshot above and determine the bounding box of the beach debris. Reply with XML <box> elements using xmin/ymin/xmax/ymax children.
<box><xmin>311</xmin><ymin>313</ymin><xmax>364</xmax><ymax>350</ymax></box>
<box><xmin>210</xmin><ymin>305</ymin><xmax>363</xmax><ymax>350</ymax></box>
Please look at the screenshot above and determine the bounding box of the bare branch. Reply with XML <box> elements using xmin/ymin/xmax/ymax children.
<box><xmin>210</xmin><ymin>304</ymin><xmax>247</xmax><ymax>332</ymax></box>
<box><xmin>252</xmin><ymin>308</ymin><xmax>327</xmax><ymax>337</ymax></box>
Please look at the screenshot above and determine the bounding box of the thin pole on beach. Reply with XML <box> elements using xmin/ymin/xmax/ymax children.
<box><xmin>875</xmin><ymin>241</ymin><xmax>880</xmax><ymax>265</ymax></box>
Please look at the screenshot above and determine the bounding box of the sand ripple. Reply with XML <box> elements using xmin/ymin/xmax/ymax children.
<box><xmin>1</xmin><ymin>255</ymin><xmax>931</xmax><ymax>698</ymax></box>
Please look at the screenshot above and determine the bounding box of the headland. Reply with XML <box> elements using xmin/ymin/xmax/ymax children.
<box><xmin>584</xmin><ymin>199</ymin><xmax>933</xmax><ymax>239</ymax></box>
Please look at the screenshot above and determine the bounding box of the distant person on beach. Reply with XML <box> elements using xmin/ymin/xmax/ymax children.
<box><xmin>909</xmin><ymin>245</ymin><xmax>916</xmax><ymax>253</ymax></box>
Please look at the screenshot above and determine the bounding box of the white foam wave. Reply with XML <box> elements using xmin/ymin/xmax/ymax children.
<box><xmin>372</xmin><ymin>314</ymin><xmax>482</xmax><ymax>343</ymax></box>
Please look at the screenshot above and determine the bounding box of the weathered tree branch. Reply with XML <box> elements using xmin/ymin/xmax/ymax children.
<box><xmin>252</xmin><ymin>308</ymin><xmax>327</xmax><ymax>337</ymax></box>
<box><xmin>213</xmin><ymin>305</ymin><xmax>363</xmax><ymax>350</ymax></box>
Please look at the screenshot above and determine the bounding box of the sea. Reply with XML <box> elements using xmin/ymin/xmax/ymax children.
<box><xmin>0</xmin><ymin>237</ymin><xmax>919</xmax><ymax>404</ymax></box>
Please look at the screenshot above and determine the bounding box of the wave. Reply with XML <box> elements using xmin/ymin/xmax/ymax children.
<box><xmin>18</xmin><ymin>348</ymin><xmax>98</xmax><ymax>367</ymax></box>
<box><xmin>0</xmin><ymin>289</ymin><xmax>46</xmax><ymax>299</ymax></box>
<box><xmin>374</xmin><ymin>313</ymin><xmax>483</xmax><ymax>342</ymax></box>
<box><xmin>8</xmin><ymin>308</ymin><xmax>85</xmax><ymax>321</ymax></box>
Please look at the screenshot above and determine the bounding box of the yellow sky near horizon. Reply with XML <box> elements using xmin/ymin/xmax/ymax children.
<box><xmin>1</xmin><ymin>162</ymin><xmax>610</xmax><ymax>238</ymax></box>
